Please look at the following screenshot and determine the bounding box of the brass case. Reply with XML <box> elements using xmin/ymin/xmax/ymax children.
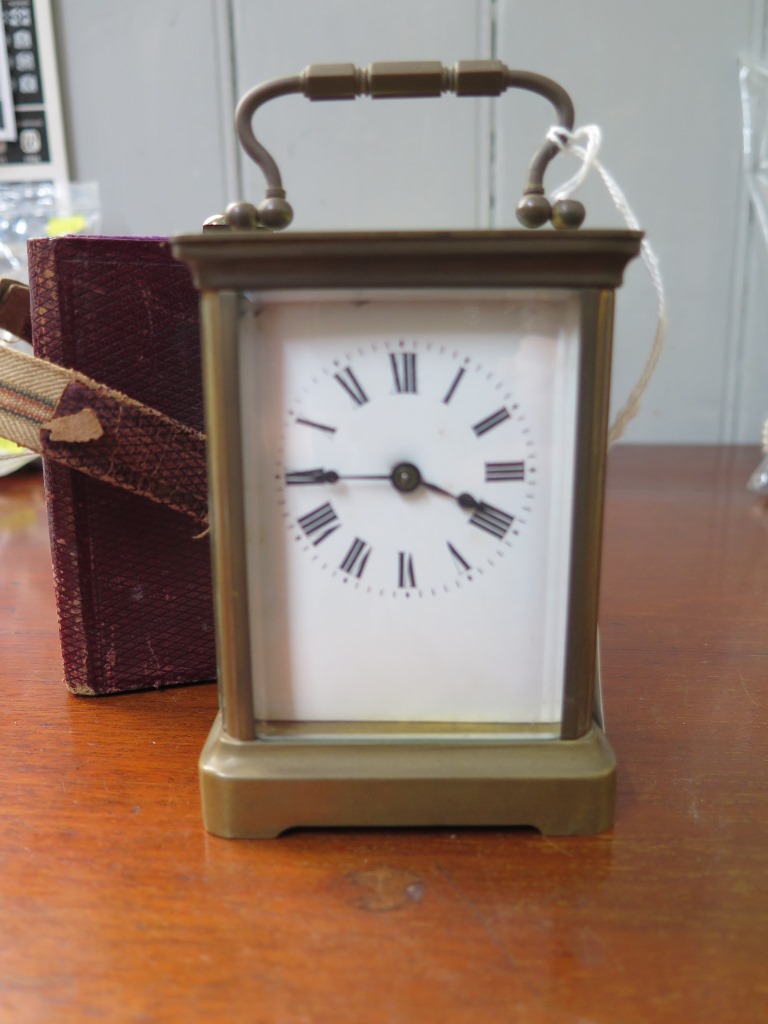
<box><xmin>172</xmin><ymin>230</ymin><xmax>641</xmax><ymax>838</ymax></box>
<box><xmin>200</xmin><ymin>712</ymin><xmax>616</xmax><ymax>838</ymax></box>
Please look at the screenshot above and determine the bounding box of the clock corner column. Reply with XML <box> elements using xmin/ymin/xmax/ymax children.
<box><xmin>200</xmin><ymin>288</ymin><xmax>255</xmax><ymax>741</ymax></box>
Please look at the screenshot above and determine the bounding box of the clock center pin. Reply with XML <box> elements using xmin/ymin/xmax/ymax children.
<box><xmin>391</xmin><ymin>462</ymin><xmax>422</xmax><ymax>493</ymax></box>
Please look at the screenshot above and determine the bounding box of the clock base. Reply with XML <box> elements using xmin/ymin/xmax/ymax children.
<box><xmin>199</xmin><ymin>713</ymin><xmax>616</xmax><ymax>838</ymax></box>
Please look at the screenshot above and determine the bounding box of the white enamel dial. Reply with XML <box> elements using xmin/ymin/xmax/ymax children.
<box><xmin>238</xmin><ymin>289</ymin><xmax>580</xmax><ymax>732</ymax></box>
<box><xmin>278</xmin><ymin>338</ymin><xmax>537</xmax><ymax>597</ymax></box>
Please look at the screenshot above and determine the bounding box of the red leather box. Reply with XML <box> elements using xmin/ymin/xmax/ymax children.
<box><xmin>29</xmin><ymin>236</ymin><xmax>216</xmax><ymax>694</ymax></box>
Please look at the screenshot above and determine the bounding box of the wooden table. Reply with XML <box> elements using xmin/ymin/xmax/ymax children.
<box><xmin>1</xmin><ymin>446</ymin><xmax>766</xmax><ymax>1023</ymax></box>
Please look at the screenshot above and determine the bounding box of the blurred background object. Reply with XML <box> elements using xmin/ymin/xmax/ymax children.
<box><xmin>0</xmin><ymin>0</ymin><xmax>100</xmax><ymax>475</ymax></box>
<box><xmin>740</xmin><ymin>56</ymin><xmax>768</xmax><ymax>493</ymax></box>
<box><xmin>46</xmin><ymin>0</ymin><xmax>768</xmax><ymax>446</ymax></box>
<box><xmin>1</xmin><ymin>1</ymin><xmax>767</xmax><ymax>447</ymax></box>
<box><xmin>0</xmin><ymin>179</ymin><xmax>99</xmax><ymax>278</ymax></box>
<box><xmin>0</xmin><ymin>182</ymin><xmax>100</xmax><ymax>476</ymax></box>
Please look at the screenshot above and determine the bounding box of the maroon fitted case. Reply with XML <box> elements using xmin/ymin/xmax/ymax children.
<box><xmin>29</xmin><ymin>236</ymin><xmax>216</xmax><ymax>694</ymax></box>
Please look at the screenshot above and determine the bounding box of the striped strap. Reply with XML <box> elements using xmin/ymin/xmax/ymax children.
<box><xmin>0</xmin><ymin>284</ymin><xmax>209</xmax><ymax>527</ymax></box>
<box><xmin>0</xmin><ymin>340</ymin><xmax>65</xmax><ymax>450</ymax></box>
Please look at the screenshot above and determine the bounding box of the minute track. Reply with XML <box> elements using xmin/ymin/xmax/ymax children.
<box><xmin>279</xmin><ymin>335</ymin><xmax>540</xmax><ymax>596</ymax></box>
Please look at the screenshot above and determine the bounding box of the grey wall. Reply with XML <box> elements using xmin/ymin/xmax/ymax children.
<box><xmin>51</xmin><ymin>0</ymin><xmax>764</xmax><ymax>444</ymax></box>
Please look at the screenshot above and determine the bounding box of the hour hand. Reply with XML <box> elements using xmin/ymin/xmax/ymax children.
<box><xmin>420</xmin><ymin>479</ymin><xmax>479</xmax><ymax>509</ymax></box>
<box><xmin>418</xmin><ymin>477</ymin><xmax>480</xmax><ymax>511</ymax></box>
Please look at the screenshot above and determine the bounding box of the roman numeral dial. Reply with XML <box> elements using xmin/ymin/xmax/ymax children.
<box><xmin>281</xmin><ymin>340</ymin><xmax>536</xmax><ymax>596</ymax></box>
<box><xmin>334</xmin><ymin>367</ymin><xmax>369</xmax><ymax>407</ymax></box>
<box><xmin>390</xmin><ymin>352</ymin><xmax>417</xmax><ymax>394</ymax></box>
<box><xmin>398</xmin><ymin>552</ymin><xmax>416</xmax><ymax>589</ymax></box>
<box><xmin>442</xmin><ymin>366</ymin><xmax>466</xmax><ymax>405</ymax></box>
<box><xmin>340</xmin><ymin>538</ymin><xmax>372</xmax><ymax>578</ymax></box>
<box><xmin>297</xmin><ymin>502</ymin><xmax>340</xmax><ymax>545</ymax></box>
<box><xmin>447</xmin><ymin>542</ymin><xmax>471</xmax><ymax>574</ymax></box>
<box><xmin>286</xmin><ymin>468</ymin><xmax>330</xmax><ymax>486</ymax></box>
<box><xmin>485</xmin><ymin>461</ymin><xmax>525</xmax><ymax>482</ymax></box>
<box><xmin>473</xmin><ymin>407</ymin><xmax>511</xmax><ymax>437</ymax></box>
<box><xmin>469</xmin><ymin>502</ymin><xmax>514</xmax><ymax>540</ymax></box>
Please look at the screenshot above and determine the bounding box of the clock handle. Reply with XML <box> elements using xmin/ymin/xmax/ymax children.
<box><xmin>222</xmin><ymin>61</ymin><xmax>583</xmax><ymax>233</ymax></box>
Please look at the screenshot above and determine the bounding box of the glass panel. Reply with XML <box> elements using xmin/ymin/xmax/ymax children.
<box><xmin>238</xmin><ymin>289</ymin><xmax>580</xmax><ymax>740</ymax></box>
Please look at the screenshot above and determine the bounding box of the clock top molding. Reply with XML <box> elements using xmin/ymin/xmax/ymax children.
<box><xmin>172</xmin><ymin>230</ymin><xmax>643</xmax><ymax>294</ymax></box>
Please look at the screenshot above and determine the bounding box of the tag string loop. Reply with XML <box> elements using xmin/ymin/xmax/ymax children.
<box><xmin>547</xmin><ymin>125</ymin><xmax>667</xmax><ymax>444</ymax></box>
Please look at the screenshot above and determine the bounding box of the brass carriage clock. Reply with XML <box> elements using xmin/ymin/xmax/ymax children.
<box><xmin>173</xmin><ymin>61</ymin><xmax>641</xmax><ymax>837</ymax></box>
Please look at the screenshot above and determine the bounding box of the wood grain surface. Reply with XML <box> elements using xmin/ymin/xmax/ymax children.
<box><xmin>0</xmin><ymin>447</ymin><xmax>766</xmax><ymax>1024</ymax></box>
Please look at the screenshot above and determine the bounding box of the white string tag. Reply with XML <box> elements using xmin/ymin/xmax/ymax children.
<box><xmin>547</xmin><ymin>126</ymin><xmax>667</xmax><ymax>445</ymax></box>
<box><xmin>747</xmin><ymin>420</ymin><xmax>768</xmax><ymax>494</ymax></box>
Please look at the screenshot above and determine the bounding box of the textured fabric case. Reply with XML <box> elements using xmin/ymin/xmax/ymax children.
<box><xmin>28</xmin><ymin>236</ymin><xmax>216</xmax><ymax>694</ymax></box>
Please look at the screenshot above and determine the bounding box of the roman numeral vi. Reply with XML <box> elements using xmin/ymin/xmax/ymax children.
<box><xmin>398</xmin><ymin>552</ymin><xmax>416</xmax><ymax>588</ymax></box>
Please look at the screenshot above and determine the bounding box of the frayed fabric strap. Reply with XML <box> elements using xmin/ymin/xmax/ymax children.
<box><xmin>0</xmin><ymin>283</ymin><xmax>208</xmax><ymax>527</ymax></box>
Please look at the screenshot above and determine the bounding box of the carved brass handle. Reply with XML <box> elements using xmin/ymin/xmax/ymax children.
<box><xmin>224</xmin><ymin>60</ymin><xmax>585</xmax><ymax>232</ymax></box>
